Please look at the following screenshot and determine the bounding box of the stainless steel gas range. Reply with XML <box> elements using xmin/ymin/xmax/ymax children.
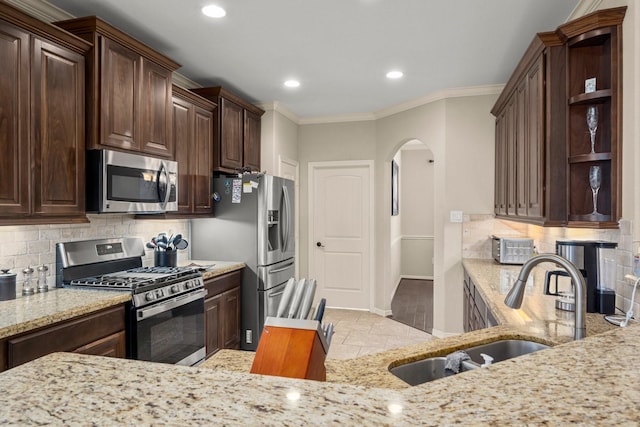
<box><xmin>56</xmin><ymin>237</ymin><xmax>205</xmax><ymax>366</ymax></box>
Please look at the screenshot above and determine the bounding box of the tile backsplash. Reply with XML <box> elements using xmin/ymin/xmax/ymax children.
<box><xmin>0</xmin><ymin>215</ymin><xmax>191</xmax><ymax>296</ymax></box>
<box><xmin>462</xmin><ymin>214</ymin><xmax>639</xmax><ymax>321</ymax></box>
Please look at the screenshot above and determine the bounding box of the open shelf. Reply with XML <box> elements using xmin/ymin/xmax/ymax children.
<box><xmin>569</xmin><ymin>152</ymin><xmax>612</xmax><ymax>164</ymax></box>
<box><xmin>569</xmin><ymin>89</ymin><xmax>612</xmax><ymax>105</ymax></box>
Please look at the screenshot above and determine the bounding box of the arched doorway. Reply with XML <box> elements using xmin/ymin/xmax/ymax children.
<box><xmin>389</xmin><ymin>139</ymin><xmax>435</xmax><ymax>332</ymax></box>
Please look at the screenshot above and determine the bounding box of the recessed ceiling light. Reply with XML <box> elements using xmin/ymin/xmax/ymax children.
<box><xmin>284</xmin><ymin>80</ymin><xmax>300</xmax><ymax>88</ymax></box>
<box><xmin>386</xmin><ymin>70</ymin><xmax>404</xmax><ymax>79</ymax></box>
<box><xmin>202</xmin><ymin>4</ymin><xmax>226</xmax><ymax>18</ymax></box>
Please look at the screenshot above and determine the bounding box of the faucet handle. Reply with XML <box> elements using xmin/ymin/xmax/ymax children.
<box><xmin>480</xmin><ymin>353</ymin><xmax>494</xmax><ymax>368</ymax></box>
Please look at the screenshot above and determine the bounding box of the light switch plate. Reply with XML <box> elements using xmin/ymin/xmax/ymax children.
<box><xmin>450</xmin><ymin>210</ymin><xmax>463</xmax><ymax>223</ymax></box>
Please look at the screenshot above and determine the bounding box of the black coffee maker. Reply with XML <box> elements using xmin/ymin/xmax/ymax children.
<box><xmin>548</xmin><ymin>240</ymin><xmax>617</xmax><ymax>314</ymax></box>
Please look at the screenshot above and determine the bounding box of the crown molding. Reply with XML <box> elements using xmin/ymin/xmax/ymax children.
<box><xmin>4</xmin><ymin>0</ymin><xmax>73</xmax><ymax>22</ymax></box>
<box><xmin>171</xmin><ymin>73</ymin><xmax>201</xmax><ymax>90</ymax></box>
<box><xmin>568</xmin><ymin>0</ymin><xmax>604</xmax><ymax>21</ymax></box>
<box><xmin>374</xmin><ymin>84</ymin><xmax>504</xmax><ymax>120</ymax></box>
<box><xmin>13</xmin><ymin>1</ymin><xmax>506</xmax><ymax>127</ymax></box>
<box><xmin>299</xmin><ymin>112</ymin><xmax>376</xmax><ymax>125</ymax></box>
<box><xmin>256</xmin><ymin>101</ymin><xmax>300</xmax><ymax>124</ymax></box>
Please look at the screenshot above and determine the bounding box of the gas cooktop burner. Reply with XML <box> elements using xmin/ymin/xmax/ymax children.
<box><xmin>68</xmin><ymin>266</ymin><xmax>200</xmax><ymax>292</ymax></box>
<box><xmin>127</xmin><ymin>266</ymin><xmax>196</xmax><ymax>275</ymax></box>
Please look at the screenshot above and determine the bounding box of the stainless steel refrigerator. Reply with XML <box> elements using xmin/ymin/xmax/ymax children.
<box><xmin>191</xmin><ymin>174</ymin><xmax>295</xmax><ymax>351</ymax></box>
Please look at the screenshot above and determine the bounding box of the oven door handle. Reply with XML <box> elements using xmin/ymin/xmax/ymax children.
<box><xmin>137</xmin><ymin>289</ymin><xmax>206</xmax><ymax>321</ymax></box>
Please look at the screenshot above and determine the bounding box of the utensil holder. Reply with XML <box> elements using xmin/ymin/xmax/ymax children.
<box><xmin>250</xmin><ymin>317</ymin><xmax>328</xmax><ymax>381</ymax></box>
<box><xmin>154</xmin><ymin>250</ymin><xmax>177</xmax><ymax>267</ymax></box>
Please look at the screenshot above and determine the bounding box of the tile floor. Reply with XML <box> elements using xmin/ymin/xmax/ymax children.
<box><xmin>390</xmin><ymin>278</ymin><xmax>434</xmax><ymax>332</ymax></box>
<box><xmin>323</xmin><ymin>308</ymin><xmax>434</xmax><ymax>360</ymax></box>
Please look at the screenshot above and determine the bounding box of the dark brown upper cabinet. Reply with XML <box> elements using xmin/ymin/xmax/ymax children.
<box><xmin>171</xmin><ymin>85</ymin><xmax>216</xmax><ymax>217</ymax></box>
<box><xmin>492</xmin><ymin>7</ymin><xmax>625</xmax><ymax>228</ymax></box>
<box><xmin>55</xmin><ymin>16</ymin><xmax>180</xmax><ymax>159</ymax></box>
<box><xmin>191</xmin><ymin>87</ymin><xmax>264</xmax><ymax>173</ymax></box>
<box><xmin>0</xmin><ymin>2</ymin><xmax>90</xmax><ymax>225</ymax></box>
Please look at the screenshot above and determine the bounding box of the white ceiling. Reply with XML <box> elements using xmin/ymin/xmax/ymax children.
<box><xmin>46</xmin><ymin>0</ymin><xmax>580</xmax><ymax>120</ymax></box>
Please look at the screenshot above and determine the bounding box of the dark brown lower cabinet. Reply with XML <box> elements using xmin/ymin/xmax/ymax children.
<box><xmin>463</xmin><ymin>270</ymin><xmax>498</xmax><ymax>332</ymax></box>
<box><xmin>204</xmin><ymin>270</ymin><xmax>242</xmax><ymax>359</ymax></box>
<box><xmin>0</xmin><ymin>304</ymin><xmax>126</xmax><ymax>372</ymax></box>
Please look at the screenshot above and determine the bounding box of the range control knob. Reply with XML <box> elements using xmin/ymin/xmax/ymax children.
<box><xmin>185</xmin><ymin>280</ymin><xmax>193</xmax><ymax>289</ymax></box>
<box><xmin>171</xmin><ymin>284</ymin><xmax>181</xmax><ymax>294</ymax></box>
<box><xmin>145</xmin><ymin>292</ymin><xmax>156</xmax><ymax>302</ymax></box>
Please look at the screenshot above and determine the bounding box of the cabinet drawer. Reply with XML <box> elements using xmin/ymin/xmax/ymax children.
<box><xmin>204</xmin><ymin>270</ymin><xmax>242</xmax><ymax>297</ymax></box>
<box><xmin>7</xmin><ymin>305</ymin><xmax>125</xmax><ymax>369</ymax></box>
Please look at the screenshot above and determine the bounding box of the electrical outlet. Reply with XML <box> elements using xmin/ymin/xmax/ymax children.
<box><xmin>245</xmin><ymin>330</ymin><xmax>253</xmax><ymax>344</ymax></box>
<box><xmin>450</xmin><ymin>210</ymin><xmax>463</xmax><ymax>223</ymax></box>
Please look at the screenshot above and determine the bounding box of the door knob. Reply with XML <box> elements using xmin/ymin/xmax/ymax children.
<box><xmin>316</xmin><ymin>242</ymin><xmax>325</xmax><ymax>248</ymax></box>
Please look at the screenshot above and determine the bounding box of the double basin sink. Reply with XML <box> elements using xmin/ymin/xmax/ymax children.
<box><xmin>390</xmin><ymin>339</ymin><xmax>549</xmax><ymax>386</ymax></box>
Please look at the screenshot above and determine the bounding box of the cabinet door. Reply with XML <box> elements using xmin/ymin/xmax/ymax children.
<box><xmin>73</xmin><ymin>330</ymin><xmax>126</xmax><ymax>358</ymax></box>
<box><xmin>526</xmin><ymin>57</ymin><xmax>544</xmax><ymax>219</ymax></box>
<box><xmin>141</xmin><ymin>58</ymin><xmax>173</xmax><ymax>158</ymax></box>
<box><xmin>205</xmin><ymin>293</ymin><xmax>223</xmax><ymax>358</ymax></box>
<box><xmin>100</xmin><ymin>37</ymin><xmax>141</xmax><ymax>152</ymax></box>
<box><xmin>31</xmin><ymin>38</ymin><xmax>85</xmax><ymax>217</ymax></box>
<box><xmin>243</xmin><ymin>110</ymin><xmax>261</xmax><ymax>172</ymax></box>
<box><xmin>219</xmin><ymin>98</ymin><xmax>244</xmax><ymax>171</ymax></box>
<box><xmin>494</xmin><ymin>112</ymin><xmax>507</xmax><ymax>216</ymax></box>
<box><xmin>0</xmin><ymin>20</ymin><xmax>29</xmax><ymax>216</ymax></box>
<box><xmin>193</xmin><ymin>106</ymin><xmax>214</xmax><ymax>213</ymax></box>
<box><xmin>505</xmin><ymin>97</ymin><xmax>517</xmax><ymax>215</ymax></box>
<box><xmin>515</xmin><ymin>80</ymin><xmax>527</xmax><ymax>216</ymax></box>
<box><xmin>172</xmin><ymin>96</ymin><xmax>192</xmax><ymax>214</ymax></box>
<box><xmin>222</xmin><ymin>287</ymin><xmax>241</xmax><ymax>349</ymax></box>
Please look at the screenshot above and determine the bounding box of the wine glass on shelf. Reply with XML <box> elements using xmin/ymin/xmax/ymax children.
<box><xmin>589</xmin><ymin>166</ymin><xmax>601</xmax><ymax>215</ymax></box>
<box><xmin>586</xmin><ymin>106</ymin><xmax>598</xmax><ymax>154</ymax></box>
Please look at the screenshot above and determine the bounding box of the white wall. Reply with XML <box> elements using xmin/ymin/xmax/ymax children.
<box><xmin>259</xmin><ymin>106</ymin><xmax>299</xmax><ymax>177</ymax></box>
<box><xmin>375</xmin><ymin>93</ymin><xmax>498</xmax><ymax>334</ymax></box>
<box><xmin>297</xmin><ymin>121</ymin><xmax>377</xmax><ymax>279</ymax></box>
<box><xmin>400</xmin><ymin>147</ymin><xmax>434</xmax><ymax>279</ymax></box>
<box><xmin>390</xmin><ymin>152</ymin><xmax>402</xmax><ymax>298</ymax></box>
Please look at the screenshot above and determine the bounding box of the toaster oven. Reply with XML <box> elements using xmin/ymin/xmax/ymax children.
<box><xmin>491</xmin><ymin>236</ymin><xmax>534</xmax><ymax>265</ymax></box>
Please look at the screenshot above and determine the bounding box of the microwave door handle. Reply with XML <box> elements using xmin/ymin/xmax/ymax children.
<box><xmin>282</xmin><ymin>185</ymin><xmax>291</xmax><ymax>253</ymax></box>
<box><xmin>157</xmin><ymin>162</ymin><xmax>170</xmax><ymax>208</ymax></box>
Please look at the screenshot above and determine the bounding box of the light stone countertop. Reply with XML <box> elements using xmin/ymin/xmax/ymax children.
<box><xmin>0</xmin><ymin>260</ymin><xmax>243</xmax><ymax>341</ymax></box>
<box><xmin>0</xmin><ymin>325</ymin><xmax>639</xmax><ymax>425</ymax></box>
<box><xmin>202</xmin><ymin>258</ymin><xmax>618</xmax><ymax>390</ymax></box>
<box><xmin>1</xmin><ymin>258</ymin><xmax>638</xmax><ymax>424</ymax></box>
<box><xmin>0</xmin><ymin>289</ymin><xmax>130</xmax><ymax>340</ymax></box>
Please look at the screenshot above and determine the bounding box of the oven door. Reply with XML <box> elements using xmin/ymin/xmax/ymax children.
<box><xmin>130</xmin><ymin>289</ymin><xmax>206</xmax><ymax>366</ymax></box>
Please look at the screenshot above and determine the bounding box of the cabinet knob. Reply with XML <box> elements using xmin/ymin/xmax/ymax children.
<box><xmin>316</xmin><ymin>242</ymin><xmax>325</xmax><ymax>248</ymax></box>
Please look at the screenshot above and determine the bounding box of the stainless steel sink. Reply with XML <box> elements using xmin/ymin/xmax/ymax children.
<box><xmin>389</xmin><ymin>339</ymin><xmax>550</xmax><ymax>386</ymax></box>
<box><xmin>463</xmin><ymin>339</ymin><xmax>549</xmax><ymax>365</ymax></box>
<box><xmin>389</xmin><ymin>356</ymin><xmax>477</xmax><ymax>386</ymax></box>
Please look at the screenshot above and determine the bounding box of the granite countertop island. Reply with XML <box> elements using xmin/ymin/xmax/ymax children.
<box><xmin>0</xmin><ymin>258</ymin><xmax>638</xmax><ymax>424</ymax></box>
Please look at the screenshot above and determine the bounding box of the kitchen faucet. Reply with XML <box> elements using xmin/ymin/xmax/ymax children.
<box><xmin>504</xmin><ymin>254</ymin><xmax>587</xmax><ymax>340</ymax></box>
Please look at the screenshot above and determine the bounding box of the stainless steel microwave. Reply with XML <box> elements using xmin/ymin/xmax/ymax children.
<box><xmin>86</xmin><ymin>149</ymin><xmax>178</xmax><ymax>214</ymax></box>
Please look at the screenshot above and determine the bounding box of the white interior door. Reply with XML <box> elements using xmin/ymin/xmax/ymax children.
<box><xmin>309</xmin><ymin>161</ymin><xmax>373</xmax><ymax>310</ymax></box>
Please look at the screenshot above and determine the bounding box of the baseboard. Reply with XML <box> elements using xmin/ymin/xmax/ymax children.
<box><xmin>401</xmin><ymin>275</ymin><xmax>434</xmax><ymax>280</ymax></box>
<box><xmin>371</xmin><ymin>307</ymin><xmax>392</xmax><ymax>317</ymax></box>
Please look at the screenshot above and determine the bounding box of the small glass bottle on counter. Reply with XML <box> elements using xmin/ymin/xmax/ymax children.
<box><xmin>37</xmin><ymin>264</ymin><xmax>49</xmax><ymax>293</ymax></box>
<box><xmin>22</xmin><ymin>266</ymin><xmax>35</xmax><ymax>296</ymax></box>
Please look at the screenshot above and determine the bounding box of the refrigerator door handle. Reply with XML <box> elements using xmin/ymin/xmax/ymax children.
<box><xmin>268</xmin><ymin>261</ymin><xmax>295</xmax><ymax>274</ymax></box>
<box><xmin>282</xmin><ymin>184</ymin><xmax>291</xmax><ymax>253</ymax></box>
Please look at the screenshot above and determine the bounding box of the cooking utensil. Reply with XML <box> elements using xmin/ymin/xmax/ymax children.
<box><xmin>288</xmin><ymin>279</ymin><xmax>307</xmax><ymax>319</ymax></box>
<box><xmin>156</xmin><ymin>241</ymin><xmax>168</xmax><ymax>251</ymax></box>
<box><xmin>146</xmin><ymin>242</ymin><xmax>156</xmax><ymax>249</ymax></box>
<box><xmin>174</xmin><ymin>238</ymin><xmax>188</xmax><ymax>250</ymax></box>
<box><xmin>297</xmin><ymin>279</ymin><xmax>316</xmax><ymax>319</ymax></box>
<box><xmin>314</xmin><ymin>298</ymin><xmax>326</xmax><ymax>323</ymax></box>
<box><xmin>325</xmin><ymin>323</ymin><xmax>335</xmax><ymax>347</ymax></box>
<box><xmin>276</xmin><ymin>277</ymin><xmax>297</xmax><ymax>318</ymax></box>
